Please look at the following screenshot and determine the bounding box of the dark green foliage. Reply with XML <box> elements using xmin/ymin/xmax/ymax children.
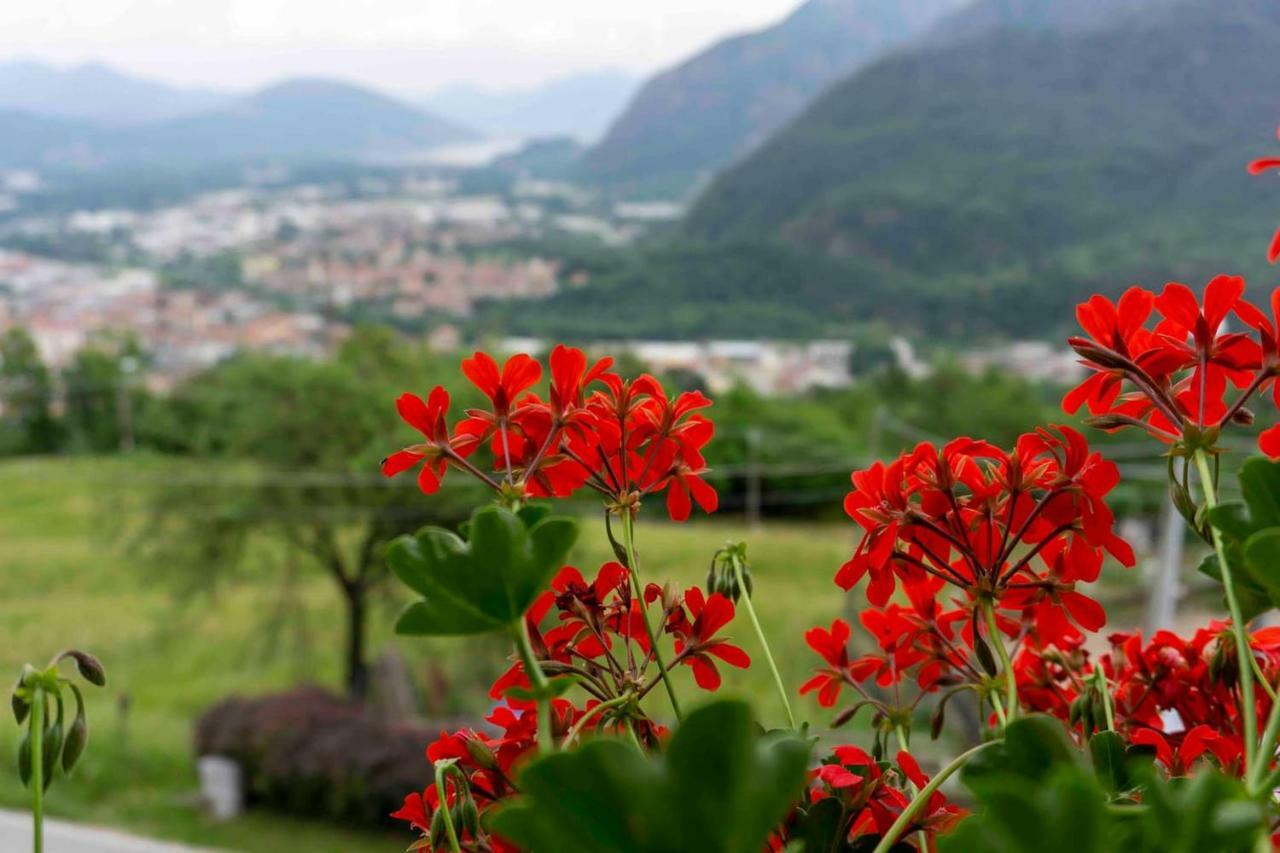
<box><xmin>0</xmin><ymin>327</ymin><xmax>61</xmax><ymax>453</ymax></box>
<box><xmin>1199</xmin><ymin>457</ymin><xmax>1280</xmax><ymax>620</ymax></box>
<box><xmin>139</xmin><ymin>326</ymin><xmax>482</xmax><ymax>697</ymax></box>
<box><xmin>389</xmin><ymin>505</ymin><xmax>579</xmax><ymax>636</ymax></box>
<box><xmin>490</xmin><ymin>700</ymin><xmax>811</xmax><ymax>853</ymax></box>
<box><xmin>943</xmin><ymin>715</ymin><xmax>1267</xmax><ymax>852</ymax></box>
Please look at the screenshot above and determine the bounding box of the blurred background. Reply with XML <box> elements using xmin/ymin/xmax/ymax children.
<box><xmin>0</xmin><ymin>0</ymin><xmax>1277</xmax><ymax>849</ymax></box>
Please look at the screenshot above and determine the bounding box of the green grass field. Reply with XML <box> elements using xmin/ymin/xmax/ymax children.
<box><xmin>0</xmin><ymin>455</ymin><xmax>866</xmax><ymax>851</ymax></box>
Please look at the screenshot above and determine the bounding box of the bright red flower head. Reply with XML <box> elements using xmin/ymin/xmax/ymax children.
<box><xmin>381</xmin><ymin>386</ymin><xmax>460</xmax><ymax>493</ymax></box>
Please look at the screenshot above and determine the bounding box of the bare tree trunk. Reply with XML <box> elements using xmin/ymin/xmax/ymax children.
<box><xmin>343</xmin><ymin>584</ymin><xmax>369</xmax><ymax>700</ymax></box>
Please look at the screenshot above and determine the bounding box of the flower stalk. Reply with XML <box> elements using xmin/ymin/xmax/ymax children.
<box><xmin>511</xmin><ymin>619</ymin><xmax>555</xmax><ymax>756</ymax></box>
<box><xmin>621</xmin><ymin>509</ymin><xmax>683</xmax><ymax>721</ymax></box>
<box><xmin>981</xmin><ymin>599</ymin><xmax>1018</xmax><ymax>723</ymax></box>
<box><xmin>30</xmin><ymin>685</ymin><xmax>43</xmax><ymax>853</ymax></box>
<box><xmin>728</xmin><ymin>550</ymin><xmax>796</xmax><ymax>728</ymax></box>
<box><xmin>871</xmin><ymin>740</ymin><xmax>1001</xmax><ymax>853</ymax></box>
<box><xmin>1195</xmin><ymin>449</ymin><xmax>1258</xmax><ymax>776</ymax></box>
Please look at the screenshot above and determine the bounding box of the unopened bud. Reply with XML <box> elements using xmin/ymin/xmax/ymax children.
<box><xmin>1084</xmin><ymin>414</ymin><xmax>1132</xmax><ymax>431</ymax></box>
<box><xmin>1230</xmin><ymin>407</ymin><xmax>1255</xmax><ymax>426</ymax></box>
<box><xmin>464</xmin><ymin>737</ymin><xmax>497</xmax><ymax>770</ymax></box>
<box><xmin>1067</xmin><ymin>337</ymin><xmax>1128</xmax><ymax>369</ymax></box>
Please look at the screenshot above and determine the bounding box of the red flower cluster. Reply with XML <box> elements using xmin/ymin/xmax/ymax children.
<box><xmin>1012</xmin><ymin>624</ymin><xmax>1280</xmax><ymax>779</ymax></box>
<box><xmin>1065</xmin><ymin>278</ymin><xmax>1280</xmax><ymax>456</ymax></box>
<box><xmin>770</xmin><ymin>746</ymin><xmax>964</xmax><ymax>850</ymax></box>
<box><xmin>837</xmin><ymin>426</ymin><xmax>1132</xmax><ymax>637</ymax></box>
<box><xmin>801</xmin><ymin>584</ymin><xmax>981</xmax><ymax>710</ymax></box>
<box><xmin>1248</xmin><ymin>125</ymin><xmax>1280</xmax><ymax>264</ymax></box>
<box><xmin>383</xmin><ymin>346</ymin><xmax>718</xmax><ymax>520</ymax></box>
<box><xmin>393</xmin><ymin>562</ymin><xmax>747</xmax><ymax>850</ymax></box>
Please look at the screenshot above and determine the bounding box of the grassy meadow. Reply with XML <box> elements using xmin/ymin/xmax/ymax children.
<box><xmin>0</xmin><ymin>455</ymin><xmax>867</xmax><ymax>851</ymax></box>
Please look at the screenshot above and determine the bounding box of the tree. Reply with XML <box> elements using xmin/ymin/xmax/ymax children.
<box><xmin>62</xmin><ymin>334</ymin><xmax>146</xmax><ymax>453</ymax></box>
<box><xmin>144</xmin><ymin>327</ymin><xmax>478</xmax><ymax>698</ymax></box>
<box><xmin>0</xmin><ymin>327</ymin><xmax>60</xmax><ymax>453</ymax></box>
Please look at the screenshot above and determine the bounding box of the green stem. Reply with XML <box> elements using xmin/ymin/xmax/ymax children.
<box><xmin>1251</xmin><ymin>653</ymin><xmax>1277</xmax><ymax>702</ymax></box>
<box><xmin>1248</xmin><ymin>652</ymin><xmax>1279</xmax><ymax>792</ymax></box>
<box><xmin>981</xmin><ymin>599</ymin><xmax>1018</xmax><ymax>722</ymax></box>
<box><xmin>1252</xmin><ymin>696</ymin><xmax>1280</xmax><ymax>796</ymax></box>
<box><xmin>871</xmin><ymin>740</ymin><xmax>1001</xmax><ymax>853</ymax></box>
<box><xmin>1094</xmin><ymin>669</ymin><xmax>1116</xmax><ymax>732</ymax></box>
<box><xmin>625</xmin><ymin>720</ymin><xmax>646</xmax><ymax>752</ymax></box>
<box><xmin>621</xmin><ymin>511</ymin><xmax>683</xmax><ymax>721</ymax></box>
<box><xmin>730</xmin><ymin>554</ymin><xmax>796</xmax><ymax>728</ymax></box>
<box><xmin>561</xmin><ymin>695</ymin><xmax>632</xmax><ymax>748</ymax></box>
<box><xmin>433</xmin><ymin>762</ymin><xmax>462</xmax><ymax>853</ymax></box>
<box><xmin>1194</xmin><ymin>449</ymin><xmax>1258</xmax><ymax>778</ymax></box>
<box><xmin>511</xmin><ymin>620</ymin><xmax>554</xmax><ymax>755</ymax></box>
<box><xmin>988</xmin><ymin>689</ymin><xmax>1008</xmax><ymax>729</ymax></box>
<box><xmin>893</xmin><ymin>726</ymin><xmax>931</xmax><ymax>853</ymax></box>
<box><xmin>30</xmin><ymin>686</ymin><xmax>43</xmax><ymax>853</ymax></box>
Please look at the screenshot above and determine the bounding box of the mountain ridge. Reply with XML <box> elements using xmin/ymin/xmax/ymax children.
<box><xmin>0</xmin><ymin>75</ymin><xmax>474</xmax><ymax>171</ymax></box>
<box><xmin>578</xmin><ymin>0</ymin><xmax>966</xmax><ymax>198</ymax></box>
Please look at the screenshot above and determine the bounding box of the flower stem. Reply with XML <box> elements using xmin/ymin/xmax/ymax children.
<box><xmin>1094</xmin><ymin>669</ymin><xmax>1116</xmax><ymax>732</ymax></box>
<box><xmin>981</xmin><ymin>599</ymin><xmax>1018</xmax><ymax>722</ymax></box>
<box><xmin>30</xmin><ymin>686</ymin><xmax>43</xmax><ymax>853</ymax></box>
<box><xmin>893</xmin><ymin>726</ymin><xmax>931</xmax><ymax>853</ymax></box>
<box><xmin>1194</xmin><ymin>449</ymin><xmax>1258</xmax><ymax>777</ymax></box>
<box><xmin>562</xmin><ymin>694</ymin><xmax>632</xmax><ymax>748</ymax></box>
<box><xmin>511</xmin><ymin>620</ymin><xmax>555</xmax><ymax>755</ymax></box>
<box><xmin>729</xmin><ymin>553</ymin><xmax>796</xmax><ymax>729</ymax></box>
<box><xmin>433</xmin><ymin>761</ymin><xmax>462</xmax><ymax>853</ymax></box>
<box><xmin>871</xmin><ymin>739</ymin><xmax>1001</xmax><ymax>853</ymax></box>
<box><xmin>621</xmin><ymin>510</ymin><xmax>683</xmax><ymax>721</ymax></box>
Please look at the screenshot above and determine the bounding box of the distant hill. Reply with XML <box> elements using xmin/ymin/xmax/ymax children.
<box><xmin>577</xmin><ymin>0</ymin><xmax>966</xmax><ymax>198</ymax></box>
<box><xmin>0</xmin><ymin>77</ymin><xmax>474</xmax><ymax>171</ymax></box>
<box><xmin>506</xmin><ymin>0</ymin><xmax>1280</xmax><ymax>341</ymax></box>
<box><xmin>0</xmin><ymin>60</ymin><xmax>231</xmax><ymax>125</ymax></box>
<box><xmin>680</xmin><ymin>0</ymin><xmax>1280</xmax><ymax>334</ymax></box>
<box><xmin>419</xmin><ymin>70</ymin><xmax>638</xmax><ymax>143</ymax></box>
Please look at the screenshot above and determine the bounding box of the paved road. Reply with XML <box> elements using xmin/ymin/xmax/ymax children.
<box><xmin>0</xmin><ymin>809</ymin><xmax>224</xmax><ymax>852</ymax></box>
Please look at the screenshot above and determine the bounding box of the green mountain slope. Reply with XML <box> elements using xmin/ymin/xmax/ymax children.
<box><xmin>669</xmin><ymin>0</ymin><xmax>1280</xmax><ymax>337</ymax></box>
<box><xmin>577</xmin><ymin>0</ymin><xmax>964</xmax><ymax>198</ymax></box>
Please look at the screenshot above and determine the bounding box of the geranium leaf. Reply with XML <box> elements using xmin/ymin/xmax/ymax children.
<box><xmin>388</xmin><ymin>505</ymin><xmax>578</xmax><ymax>636</ymax></box>
<box><xmin>490</xmin><ymin>700</ymin><xmax>810</xmax><ymax>853</ymax></box>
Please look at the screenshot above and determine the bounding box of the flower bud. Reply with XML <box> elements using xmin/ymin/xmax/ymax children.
<box><xmin>1230</xmin><ymin>406</ymin><xmax>1255</xmax><ymax>426</ymax></box>
<box><xmin>464</xmin><ymin>737</ymin><xmax>498</xmax><ymax>771</ymax></box>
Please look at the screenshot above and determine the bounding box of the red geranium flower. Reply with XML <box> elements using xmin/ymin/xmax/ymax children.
<box><xmin>667</xmin><ymin>587</ymin><xmax>749</xmax><ymax>690</ymax></box>
<box><xmin>381</xmin><ymin>386</ymin><xmax>460</xmax><ymax>493</ymax></box>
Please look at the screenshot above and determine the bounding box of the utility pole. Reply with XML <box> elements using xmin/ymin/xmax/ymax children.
<box><xmin>745</xmin><ymin>427</ymin><xmax>762</xmax><ymax>532</ymax></box>
<box><xmin>1145</xmin><ymin>497</ymin><xmax>1183</xmax><ymax>631</ymax></box>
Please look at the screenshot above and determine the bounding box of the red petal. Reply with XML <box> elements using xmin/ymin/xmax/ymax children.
<box><xmin>1062</xmin><ymin>591</ymin><xmax>1106</xmax><ymax>632</ymax></box>
<box><xmin>396</xmin><ymin>393</ymin><xmax>433</xmax><ymax>434</ymax></box>
<box><xmin>704</xmin><ymin>642</ymin><xmax>750</xmax><ymax>668</ymax></box>
<box><xmin>1261</xmin><ymin>424</ymin><xmax>1280</xmax><ymax>458</ymax></box>
<box><xmin>417</xmin><ymin>462</ymin><xmax>442</xmax><ymax>494</ymax></box>
<box><xmin>1154</xmin><ymin>282</ymin><xmax>1200</xmax><ymax>330</ymax></box>
<box><xmin>688</xmin><ymin>655</ymin><xmax>722</xmax><ymax>691</ymax></box>
<box><xmin>666</xmin><ymin>480</ymin><xmax>692</xmax><ymax>522</ymax></box>
<box><xmin>687</xmin><ymin>474</ymin><xmax>719</xmax><ymax>514</ymax></box>
<box><xmin>461</xmin><ymin>352</ymin><xmax>502</xmax><ymax>400</ymax></box>
<box><xmin>381</xmin><ymin>449</ymin><xmax>422</xmax><ymax>477</ymax></box>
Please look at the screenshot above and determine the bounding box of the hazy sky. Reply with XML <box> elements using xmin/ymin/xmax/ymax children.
<box><xmin>2</xmin><ymin>0</ymin><xmax>801</xmax><ymax>94</ymax></box>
